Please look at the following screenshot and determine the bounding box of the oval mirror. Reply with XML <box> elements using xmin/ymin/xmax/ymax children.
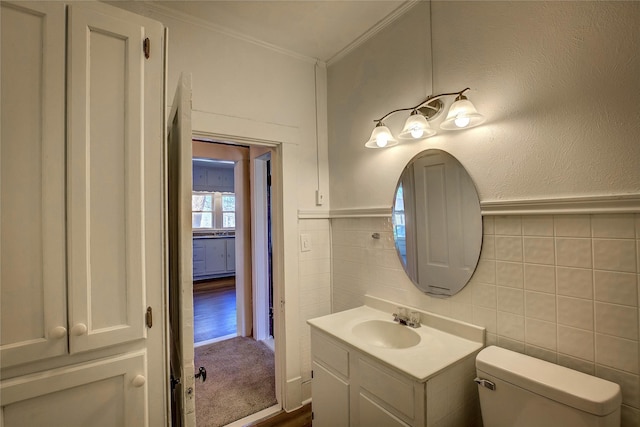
<box><xmin>392</xmin><ymin>149</ymin><xmax>482</xmax><ymax>296</ymax></box>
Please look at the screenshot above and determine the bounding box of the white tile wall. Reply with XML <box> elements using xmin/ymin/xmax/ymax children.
<box><xmin>298</xmin><ymin>218</ymin><xmax>332</xmax><ymax>390</ymax></box>
<box><xmin>331</xmin><ymin>213</ymin><xmax>640</xmax><ymax>426</ymax></box>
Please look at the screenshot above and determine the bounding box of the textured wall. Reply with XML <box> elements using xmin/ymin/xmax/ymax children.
<box><xmin>328</xmin><ymin>1</ymin><xmax>640</xmax><ymax>209</ymax></box>
<box><xmin>332</xmin><ymin>214</ymin><xmax>640</xmax><ymax>426</ymax></box>
<box><xmin>327</xmin><ymin>1</ymin><xmax>433</xmax><ymax>210</ymax></box>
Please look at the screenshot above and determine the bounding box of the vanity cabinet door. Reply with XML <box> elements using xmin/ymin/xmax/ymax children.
<box><xmin>312</xmin><ymin>361</ymin><xmax>349</xmax><ymax>427</ymax></box>
<box><xmin>359</xmin><ymin>393</ymin><xmax>412</xmax><ymax>427</ymax></box>
<box><xmin>356</xmin><ymin>356</ymin><xmax>417</xmax><ymax>424</ymax></box>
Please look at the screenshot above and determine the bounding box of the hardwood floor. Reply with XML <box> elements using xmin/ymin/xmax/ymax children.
<box><xmin>193</xmin><ymin>279</ymin><xmax>236</xmax><ymax>343</ymax></box>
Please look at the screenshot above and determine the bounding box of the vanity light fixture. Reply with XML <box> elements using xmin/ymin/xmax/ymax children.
<box><xmin>440</xmin><ymin>91</ymin><xmax>486</xmax><ymax>130</ymax></box>
<box><xmin>365</xmin><ymin>87</ymin><xmax>485</xmax><ymax>148</ymax></box>
<box><xmin>364</xmin><ymin>122</ymin><xmax>398</xmax><ymax>148</ymax></box>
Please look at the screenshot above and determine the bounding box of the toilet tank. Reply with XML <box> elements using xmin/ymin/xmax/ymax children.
<box><xmin>475</xmin><ymin>346</ymin><xmax>622</xmax><ymax>427</ymax></box>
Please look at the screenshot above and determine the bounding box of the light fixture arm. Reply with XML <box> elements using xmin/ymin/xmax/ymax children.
<box><xmin>373</xmin><ymin>87</ymin><xmax>470</xmax><ymax>123</ymax></box>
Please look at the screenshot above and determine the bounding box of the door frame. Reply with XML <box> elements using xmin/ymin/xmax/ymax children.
<box><xmin>252</xmin><ymin>153</ymin><xmax>272</xmax><ymax>341</ymax></box>
<box><xmin>192</xmin><ymin>131</ymin><xmax>285</xmax><ymax>409</ymax></box>
<box><xmin>191</xmin><ymin>141</ymin><xmax>252</xmax><ymax>338</ymax></box>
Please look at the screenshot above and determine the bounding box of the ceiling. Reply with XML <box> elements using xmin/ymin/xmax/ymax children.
<box><xmin>145</xmin><ymin>1</ymin><xmax>410</xmax><ymax>63</ymax></box>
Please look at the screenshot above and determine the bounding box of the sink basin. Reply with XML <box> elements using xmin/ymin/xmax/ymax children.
<box><xmin>351</xmin><ymin>320</ymin><xmax>421</xmax><ymax>349</ymax></box>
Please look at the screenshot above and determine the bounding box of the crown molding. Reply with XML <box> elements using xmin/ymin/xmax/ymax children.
<box><xmin>134</xmin><ymin>1</ymin><xmax>419</xmax><ymax>67</ymax></box>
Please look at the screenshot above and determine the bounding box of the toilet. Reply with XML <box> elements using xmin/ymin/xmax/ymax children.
<box><xmin>475</xmin><ymin>346</ymin><xmax>622</xmax><ymax>427</ymax></box>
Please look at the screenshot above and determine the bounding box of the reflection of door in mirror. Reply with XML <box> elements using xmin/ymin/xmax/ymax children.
<box><xmin>393</xmin><ymin>149</ymin><xmax>482</xmax><ymax>297</ymax></box>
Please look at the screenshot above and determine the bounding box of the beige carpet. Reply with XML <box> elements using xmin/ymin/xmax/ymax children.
<box><xmin>195</xmin><ymin>337</ymin><xmax>276</xmax><ymax>427</ymax></box>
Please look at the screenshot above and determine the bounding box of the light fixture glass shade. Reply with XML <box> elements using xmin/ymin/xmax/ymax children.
<box><xmin>398</xmin><ymin>112</ymin><xmax>437</xmax><ymax>140</ymax></box>
<box><xmin>365</xmin><ymin>123</ymin><xmax>398</xmax><ymax>148</ymax></box>
<box><xmin>440</xmin><ymin>98</ymin><xmax>486</xmax><ymax>130</ymax></box>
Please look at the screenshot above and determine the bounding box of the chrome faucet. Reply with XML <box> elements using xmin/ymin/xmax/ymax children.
<box><xmin>392</xmin><ymin>307</ymin><xmax>420</xmax><ymax>328</ymax></box>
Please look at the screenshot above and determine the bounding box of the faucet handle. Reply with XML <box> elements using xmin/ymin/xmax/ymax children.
<box><xmin>409</xmin><ymin>311</ymin><xmax>421</xmax><ymax>327</ymax></box>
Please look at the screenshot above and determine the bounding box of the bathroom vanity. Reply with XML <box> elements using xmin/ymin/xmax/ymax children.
<box><xmin>308</xmin><ymin>296</ymin><xmax>485</xmax><ymax>427</ymax></box>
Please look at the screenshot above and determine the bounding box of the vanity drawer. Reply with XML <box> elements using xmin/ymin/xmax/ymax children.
<box><xmin>311</xmin><ymin>331</ymin><xmax>349</xmax><ymax>378</ymax></box>
<box><xmin>358</xmin><ymin>357</ymin><xmax>415</xmax><ymax>420</ymax></box>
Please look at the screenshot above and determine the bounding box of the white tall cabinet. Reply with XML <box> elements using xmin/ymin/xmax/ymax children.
<box><xmin>0</xmin><ymin>2</ymin><xmax>166</xmax><ymax>425</ymax></box>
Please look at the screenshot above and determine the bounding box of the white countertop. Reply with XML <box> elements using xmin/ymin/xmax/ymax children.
<box><xmin>307</xmin><ymin>297</ymin><xmax>484</xmax><ymax>382</ymax></box>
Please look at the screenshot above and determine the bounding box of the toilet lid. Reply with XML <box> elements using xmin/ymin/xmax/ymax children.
<box><xmin>476</xmin><ymin>346</ymin><xmax>622</xmax><ymax>416</ymax></box>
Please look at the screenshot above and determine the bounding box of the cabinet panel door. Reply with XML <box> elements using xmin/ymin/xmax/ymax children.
<box><xmin>226</xmin><ymin>238</ymin><xmax>236</xmax><ymax>272</ymax></box>
<box><xmin>206</xmin><ymin>168</ymin><xmax>223</xmax><ymax>189</ymax></box>
<box><xmin>205</xmin><ymin>239</ymin><xmax>227</xmax><ymax>274</ymax></box>
<box><xmin>0</xmin><ymin>1</ymin><xmax>67</xmax><ymax>367</ymax></box>
<box><xmin>221</xmin><ymin>168</ymin><xmax>235</xmax><ymax>192</ymax></box>
<box><xmin>1</xmin><ymin>352</ymin><xmax>147</xmax><ymax>427</ymax></box>
<box><xmin>192</xmin><ymin>165</ymin><xmax>206</xmax><ymax>191</ymax></box>
<box><xmin>358</xmin><ymin>393</ymin><xmax>411</xmax><ymax>427</ymax></box>
<box><xmin>312</xmin><ymin>361</ymin><xmax>349</xmax><ymax>427</ymax></box>
<box><xmin>67</xmin><ymin>4</ymin><xmax>147</xmax><ymax>353</ymax></box>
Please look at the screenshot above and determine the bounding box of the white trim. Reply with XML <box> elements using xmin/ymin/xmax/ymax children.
<box><xmin>253</xmin><ymin>157</ymin><xmax>270</xmax><ymax>342</ymax></box>
<box><xmin>325</xmin><ymin>195</ymin><xmax>640</xmax><ymax>218</ymax></box>
<box><xmin>297</xmin><ymin>209</ymin><xmax>331</xmax><ymax>219</ymax></box>
<box><xmin>224</xmin><ymin>404</ymin><xmax>281</xmax><ymax>427</ymax></box>
<box><xmin>326</xmin><ymin>1</ymin><xmax>421</xmax><ymax>66</ymax></box>
<box><xmin>329</xmin><ymin>207</ymin><xmax>393</xmax><ymax>218</ymax></box>
<box><xmin>190</xmin><ymin>130</ymin><xmax>287</xmax><ymax>413</ymax></box>
<box><xmin>193</xmin><ymin>333</ymin><xmax>237</xmax><ymax>348</ymax></box>
<box><xmin>192</xmin><ymin>110</ymin><xmax>299</xmax><ymax>147</ymax></box>
<box><xmin>480</xmin><ymin>194</ymin><xmax>640</xmax><ymax>215</ymax></box>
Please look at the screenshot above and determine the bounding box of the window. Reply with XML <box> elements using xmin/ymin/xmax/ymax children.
<box><xmin>222</xmin><ymin>194</ymin><xmax>235</xmax><ymax>229</ymax></box>
<box><xmin>393</xmin><ymin>184</ymin><xmax>407</xmax><ymax>266</ymax></box>
<box><xmin>393</xmin><ymin>184</ymin><xmax>406</xmax><ymax>239</ymax></box>
<box><xmin>192</xmin><ymin>192</ymin><xmax>235</xmax><ymax>230</ymax></box>
<box><xmin>192</xmin><ymin>193</ymin><xmax>213</xmax><ymax>228</ymax></box>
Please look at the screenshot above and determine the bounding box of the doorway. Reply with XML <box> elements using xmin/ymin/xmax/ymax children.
<box><xmin>191</xmin><ymin>140</ymin><xmax>277</xmax><ymax>426</ymax></box>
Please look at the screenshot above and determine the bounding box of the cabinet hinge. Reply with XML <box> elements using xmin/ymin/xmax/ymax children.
<box><xmin>146</xmin><ymin>306</ymin><xmax>153</xmax><ymax>328</ymax></box>
<box><xmin>311</xmin><ymin>370</ymin><xmax>314</xmax><ymax>379</ymax></box>
<box><xmin>143</xmin><ymin>38</ymin><xmax>150</xmax><ymax>59</ymax></box>
<box><xmin>311</xmin><ymin>412</ymin><xmax>314</xmax><ymax>420</ymax></box>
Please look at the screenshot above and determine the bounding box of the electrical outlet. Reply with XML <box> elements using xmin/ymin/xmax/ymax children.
<box><xmin>300</xmin><ymin>234</ymin><xmax>311</xmax><ymax>252</ymax></box>
<box><xmin>315</xmin><ymin>190</ymin><xmax>324</xmax><ymax>206</ymax></box>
